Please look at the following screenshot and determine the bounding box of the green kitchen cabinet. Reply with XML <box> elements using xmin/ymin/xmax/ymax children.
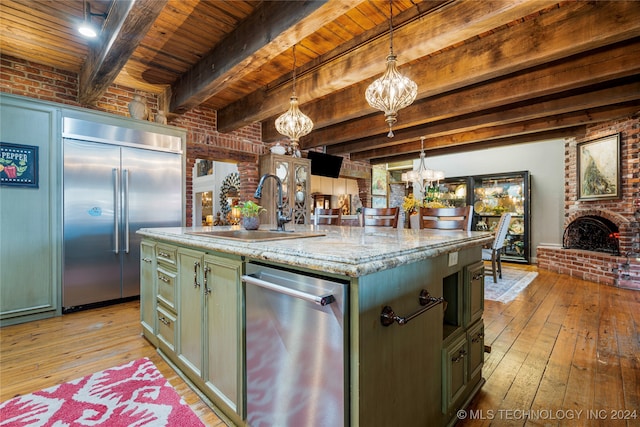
<box><xmin>1</xmin><ymin>96</ymin><xmax>60</xmax><ymax>326</ymax></box>
<box><xmin>464</xmin><ymin>261</ymin><xmax>485</xmax><ymax>326</ymax></box>
<box><xmin>139</xmin><ymin>240</ymin><xmax>156</xmax><ymax>344</ymax></box>
<box><xmin>441</xmin><ymin>261</ymin><xmax>486</xmax><ymax>420</ymax></box>
<box><xmin>176</xmin><ymin>247</ymin><xmax>244</xmax><ymax>422</ymax></box>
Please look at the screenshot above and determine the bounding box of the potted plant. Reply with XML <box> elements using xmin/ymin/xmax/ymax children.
<box><xmin>238</xmin><ymin>200</ymin><xmax>266</xmax><ymax>230</ymax></box>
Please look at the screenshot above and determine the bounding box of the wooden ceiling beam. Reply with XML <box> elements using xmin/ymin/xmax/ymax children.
<box><xmin>370</xmin><ymin>127</ymin><xmax>586</xmax><ymax>165</ymax></box>
<box><xmin>358</xmin><ymin>102</ymin><xmax>640</xmax><ymax>163</ymax></box>
<box><xmin>323</xmin><ymin>39</ymin><xmax>640</xmax><ymax>155</ymax></box>
<box><xmin>261</xmin><ymin>0</ymin><xmax>640</xmax><ymax>144</ymax></box>
<box><xmin>350</xmin><ymin>79</ymin><xmax>640</xmax><ymax>156</ymax></box>
<box><xmin>168</xmin><ymin>0</ymin><xmax>358</xmax><ymax>115</ymax></box>
<box><xmin>220</xmin><ymin>0</ymin><xmax>557</xmax><ymax>133</ymax></box>
<box><xmin>78</xmin><ymin>0</ymin><xmax>167</xmax><ymax>105</ymax></box>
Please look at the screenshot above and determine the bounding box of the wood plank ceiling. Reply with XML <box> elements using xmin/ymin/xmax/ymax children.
<box><xmin>1</xmin><ymin>0</ymin><xmax>639</xmax><ymax>165</ymax></box>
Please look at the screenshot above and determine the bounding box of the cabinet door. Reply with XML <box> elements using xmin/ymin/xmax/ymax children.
<box><xmin>259</xmin><ymin>154</ymin><xmax>311</xmax><ymax>225</ymax></box>
<box><xmin>442</xmin><ymin>334</ymin><xmax>468</xmax><ymax>413</ymax></box>
<box><xmin>464</xmin><ymin>261</ymin><xmax>484</xmax><ymax>326</ymax></box>
<box><xmin>178</xmin><ymin>248</ymin><xmax>203</xmax><ymax>378</ymax></box>
<box><xmin>140</xmin><ymin>240</ymin><xmax>156</xmax><ymax>341</ymax></box>
<box><xmin>467</xmin><ymin>320</ymin><xmax>485</xmax><ymax>382</ymax></box>
<box><xmin>292</xmin><ymin>160</ymin><xmax>310</xmax><ymax>224</ymax></box>
<box><xmin>203</xmin><ymin>254</ymin><xmax>243</xmax><ymax>414</ymax></box>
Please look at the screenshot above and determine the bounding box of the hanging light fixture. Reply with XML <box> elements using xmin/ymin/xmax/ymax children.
<box><xmin>365</xmin><ymin>0</ymin><xmax>418</xmax><ymax>138</ymax></box>
<box><xmin>401</xmin><ymin>136</ymin><xmax>445</xmax><ymax>192</ymax></box>
<box><xmin>275</xmin><ymin>44</ymin><xmax>314</xmax><ymax>157</ymax></box>
<box><xmin>78</xmin><ymin>1</ymin><xmax>107</xmax><ymax>38</ymax></box>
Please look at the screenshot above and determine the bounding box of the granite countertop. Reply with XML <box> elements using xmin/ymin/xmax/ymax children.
<box><xmin>138</xmin><ymin>225</ymin><xmax>493</xmax><ymax>277</ymax></box>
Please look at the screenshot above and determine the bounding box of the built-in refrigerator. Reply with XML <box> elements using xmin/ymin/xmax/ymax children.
<box><xmin>62</xmin><ymin>115</ymin><xmax>183</xmax><ymax>312</ymax></box>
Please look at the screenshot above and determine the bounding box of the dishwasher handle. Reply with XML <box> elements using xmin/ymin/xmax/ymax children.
<box><xmin>242</xmin><ymin>274</ymin><xmax>335</xmax><ymax>306</ymax></box>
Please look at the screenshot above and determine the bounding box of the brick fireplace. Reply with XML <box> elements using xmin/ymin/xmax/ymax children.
<box><xmin>537</xmin><ymin>113</ymin><xmax>640</xmax><ymax>290</ymax></box>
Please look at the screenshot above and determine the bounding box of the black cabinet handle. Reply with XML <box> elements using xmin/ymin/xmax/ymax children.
<box><xmin>380</xmin><ymin>290</ymin><xmax>444</xmax><ymax>326</ymax></box>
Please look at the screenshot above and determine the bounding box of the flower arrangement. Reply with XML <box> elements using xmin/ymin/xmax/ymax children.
<box><xmin>402</xmin><ymin>194</ymin><xmax>420</xmax><ymax>215</ymax></box>
<box><xmin>403</xmin><ymin>194</ymin><xmax>447</xmax><ymax>215</ymax></box>
<box><xmin>238</xmin><ymin>200</ymin><xmax>266</xmax><ymax>217</ymax></box>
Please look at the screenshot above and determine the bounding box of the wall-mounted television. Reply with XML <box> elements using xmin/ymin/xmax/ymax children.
<box><xmin>307</xmin><ymin>151</ymin><xmax>343</xmax><ymax>178</ymax></box>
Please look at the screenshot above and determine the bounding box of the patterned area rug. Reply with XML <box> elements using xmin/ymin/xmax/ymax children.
<box><xmin>0</xmin><ymin>358</ymin><xmax>204</xmax><ymax>427</ymax></box>
<box><xmin>484</xmin><ymin>266</ymin><xmax>539</xmax><ymax>303</ymax></box>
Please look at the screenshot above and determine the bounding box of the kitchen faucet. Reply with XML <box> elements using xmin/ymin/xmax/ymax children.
<box><xmin>254</xmin><ymin>174</ymin><xmax>292</xmax><ymax>232</ymax></box>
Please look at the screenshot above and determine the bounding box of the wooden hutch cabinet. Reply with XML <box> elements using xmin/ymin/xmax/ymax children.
<box><xmin>258</xmin><ymin>153</ymin><xmax>311</xmax><ymax>225</ymax></box>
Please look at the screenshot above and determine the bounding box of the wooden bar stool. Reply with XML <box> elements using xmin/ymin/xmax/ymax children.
<box><xmin>313</xmin><ymin>207</ymin><xmax>342</xmax><ymax>226</ymax></box>
<box><xmin>360</xmin><ymin>207</ymin><xmax>399</xmax><ymax>228</ymax></box>
<box><xmin>418</xmin><ymin>206</ymin><xmax>473</xmax><ymax>231</ymax></box>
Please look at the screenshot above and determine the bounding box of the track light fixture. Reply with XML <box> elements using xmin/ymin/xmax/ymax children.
<box><xmin>78</xmin><ymin>1</ymin><xmax>107</xmax><ymax>38</ymax></box>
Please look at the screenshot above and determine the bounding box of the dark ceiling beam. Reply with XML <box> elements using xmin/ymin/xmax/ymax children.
<box><xmin>219</xmin><ymin>0</ymin><xmax>557</xmax><ymax>133</ymax></box>
<box><xmin>284</xmin><ymin>2</ymin><xmax>640</xmax><ymax>149</ymax></box>
<box><xmin>351</xmin><ymin>78</ymin><xmax>640</xmax><ymax>158</ymax></box>
<box><xmin>168</xmin><ymin>0</ymin><xmax>357</xmax><ymax>115</ymax></box>
<box><xmin>325</xmin><ymin>39</ymin><xmax>640</xmax><ymax>155</ymax></box>
<box><xmin>360</xmin><ymin>102</ymin><xmax>640</xmax><ymax>164</ymax></box>
<box><xmin>370</xmin><ymin>127</ymin><xmax>586</xmax><ymax>165</ymax></box>
<box><xmin>78</xmin><ymin>0</ymin><xmax>167</xmax><ymax>105</ymax></box>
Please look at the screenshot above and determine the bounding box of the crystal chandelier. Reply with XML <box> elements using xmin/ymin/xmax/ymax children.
<box><xmin>365</xmin><ymin>0</ymin><xmax>418</xmax><ymax>138</ymax></box>
<box><xmin>275</xmin><ymin>44</ymin><xmax>313</xmax><ymax>157</ymax></box>
<box><xmin>401</xmin><ymin>137</ymin><xmax>445</xmax><ymax>192</ymax></box>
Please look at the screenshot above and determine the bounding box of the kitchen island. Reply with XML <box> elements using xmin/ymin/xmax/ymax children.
<box><xmin>138</xmin><ymin>225</ymin><xmax>492</xmax><ymax>427</ymax></box>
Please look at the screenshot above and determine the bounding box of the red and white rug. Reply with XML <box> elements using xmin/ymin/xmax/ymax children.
<box><xmin>0</xmin><ymin>358</ymin><xmax>205</xmax><ymax>427</ymax></box>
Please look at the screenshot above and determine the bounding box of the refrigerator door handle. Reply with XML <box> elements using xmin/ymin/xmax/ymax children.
<box><xmin>113</xmin><ymin>168</ymin><xmax>120</xmax><ymax>254</ymax></box>
<box><xmin>123</xmin><ymin>169</ymin><xmax>130</xmax><ymax>253</ymax></box>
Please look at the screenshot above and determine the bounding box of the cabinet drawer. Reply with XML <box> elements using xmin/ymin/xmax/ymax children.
<box><xmin>157</xmin><ymin>306</ymin><xmax>176</xmax><ymax>353</ymax></box>
<box><xmin>156</xmin><ymin>244</ymin><xmax>177</xmax><ymax>266</ymax></box>
<box><xmin>156</xmin><ymin>267</ymin><xmax>176</xmax><ymax>309</ymax></box>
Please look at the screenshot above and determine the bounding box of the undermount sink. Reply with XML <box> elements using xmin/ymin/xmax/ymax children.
<box><xmin>186</xmin><ymin>229</ymin><xmax>325</xmax><ymax>242</ymax></box>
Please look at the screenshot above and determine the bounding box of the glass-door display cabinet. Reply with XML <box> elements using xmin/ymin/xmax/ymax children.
<box><xmin>436</xmin><ymin>177</ymin><xmax>469</xmax><ymax>207</ymax></box>
<box><xmin>437</xmin><ymin>172</ymin><xmax>531</xmax><ymax>263</ymax></box>
<box><xmin>471</xmin><ymin>171</ymin><xmax>530</xmax><ymax>263</ymax></box>
<box><xmin>259</xmin><ymin>153</ymin><xmax>311</xmax><ymax>225</ymax></box>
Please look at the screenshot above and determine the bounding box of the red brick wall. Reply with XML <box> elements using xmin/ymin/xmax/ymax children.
<box><xmin>538</xmin><ymin>112</ymin><xmax>640</xmax><ymax>290</ymax></box>
<box><xmin>1</xmin><ymin>54</ymin><xmax>374</xmax><ymax>225</ymax></box>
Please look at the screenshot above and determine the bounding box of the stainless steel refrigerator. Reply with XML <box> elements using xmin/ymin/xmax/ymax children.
<box><xmin>62</xmin><ymin>115</ymin><xmax>183</xmax><ymax>312</ymax></box>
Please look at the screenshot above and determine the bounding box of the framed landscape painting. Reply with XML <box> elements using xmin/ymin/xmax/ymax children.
<box><xmin>577</xmin><ymin>133</ymin><xmax>620</xmax><ymax>201</ymax></box>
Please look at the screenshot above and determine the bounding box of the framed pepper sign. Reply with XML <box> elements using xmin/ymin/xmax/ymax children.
<box><xmin>0</xmin><ymin>142</ymin><xmax>39</xmax><ymax>188</ymax></box>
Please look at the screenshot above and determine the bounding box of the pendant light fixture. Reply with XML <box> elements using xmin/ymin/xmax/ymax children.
<box><xmin>401</xmin><ymin>137</ymin><xmax>444</xmax><ymax>191</ymax></box>
<box><xmin>365</xmin><ymin>0</ymin><xmax>418</xmax><ymax>138</ymax></box>
<box><xmin>275</xmin><ymin>44</ymin><xmax>314</xmax><ymax>157</ymax></box>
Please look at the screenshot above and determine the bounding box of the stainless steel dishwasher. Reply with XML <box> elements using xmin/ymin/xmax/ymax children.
<box><xmin>242</xmin><ymin>262</ymin><xmax>348</xmax><ymax>427</ymax></box>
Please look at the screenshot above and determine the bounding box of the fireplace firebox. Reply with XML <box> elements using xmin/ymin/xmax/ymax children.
<box><xmin>563</xmin><ymin>215</ymin><xmax>620</xmax><ymax>255</ymax></box>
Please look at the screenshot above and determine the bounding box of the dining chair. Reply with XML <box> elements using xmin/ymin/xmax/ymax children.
<box><xmin>482</xmin><ymin>212</ymin><xmax>512</xmax><ymax>283</ymax></box>
<box><xmin>360</xmin><ymin>207</ymin><xmax>399</xmax><ymax>228</ymax></box>
<box><xmin>313</xmin><ymin>207</ymin><xmax>342</xmax><ymax>226</ymax></box>
<box><xmin>418</xmin><ymin>205</ymin><xmax>473</xmax><ymax>231</ymax></box>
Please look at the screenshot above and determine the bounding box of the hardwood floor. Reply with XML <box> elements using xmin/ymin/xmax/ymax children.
<box><xmin>1</xmin><ymin>266</ymin><xmax>638</xmax><ymax>426</ymax></box>
<box><xmin>460</xmin><ymin>266</ymin><xmax>640</xmax><ymax>427</ymax></box>
<box><xmin>0</xmin><ymin>301</ymin><xmax>227</xmax><ymax>426</ymax></box>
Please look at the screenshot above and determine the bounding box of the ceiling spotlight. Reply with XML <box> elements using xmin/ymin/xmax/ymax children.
<box><xmin>78</xmin><ymin>1</ymin><xmax>107</xmax><ymax>38</ymax></box>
